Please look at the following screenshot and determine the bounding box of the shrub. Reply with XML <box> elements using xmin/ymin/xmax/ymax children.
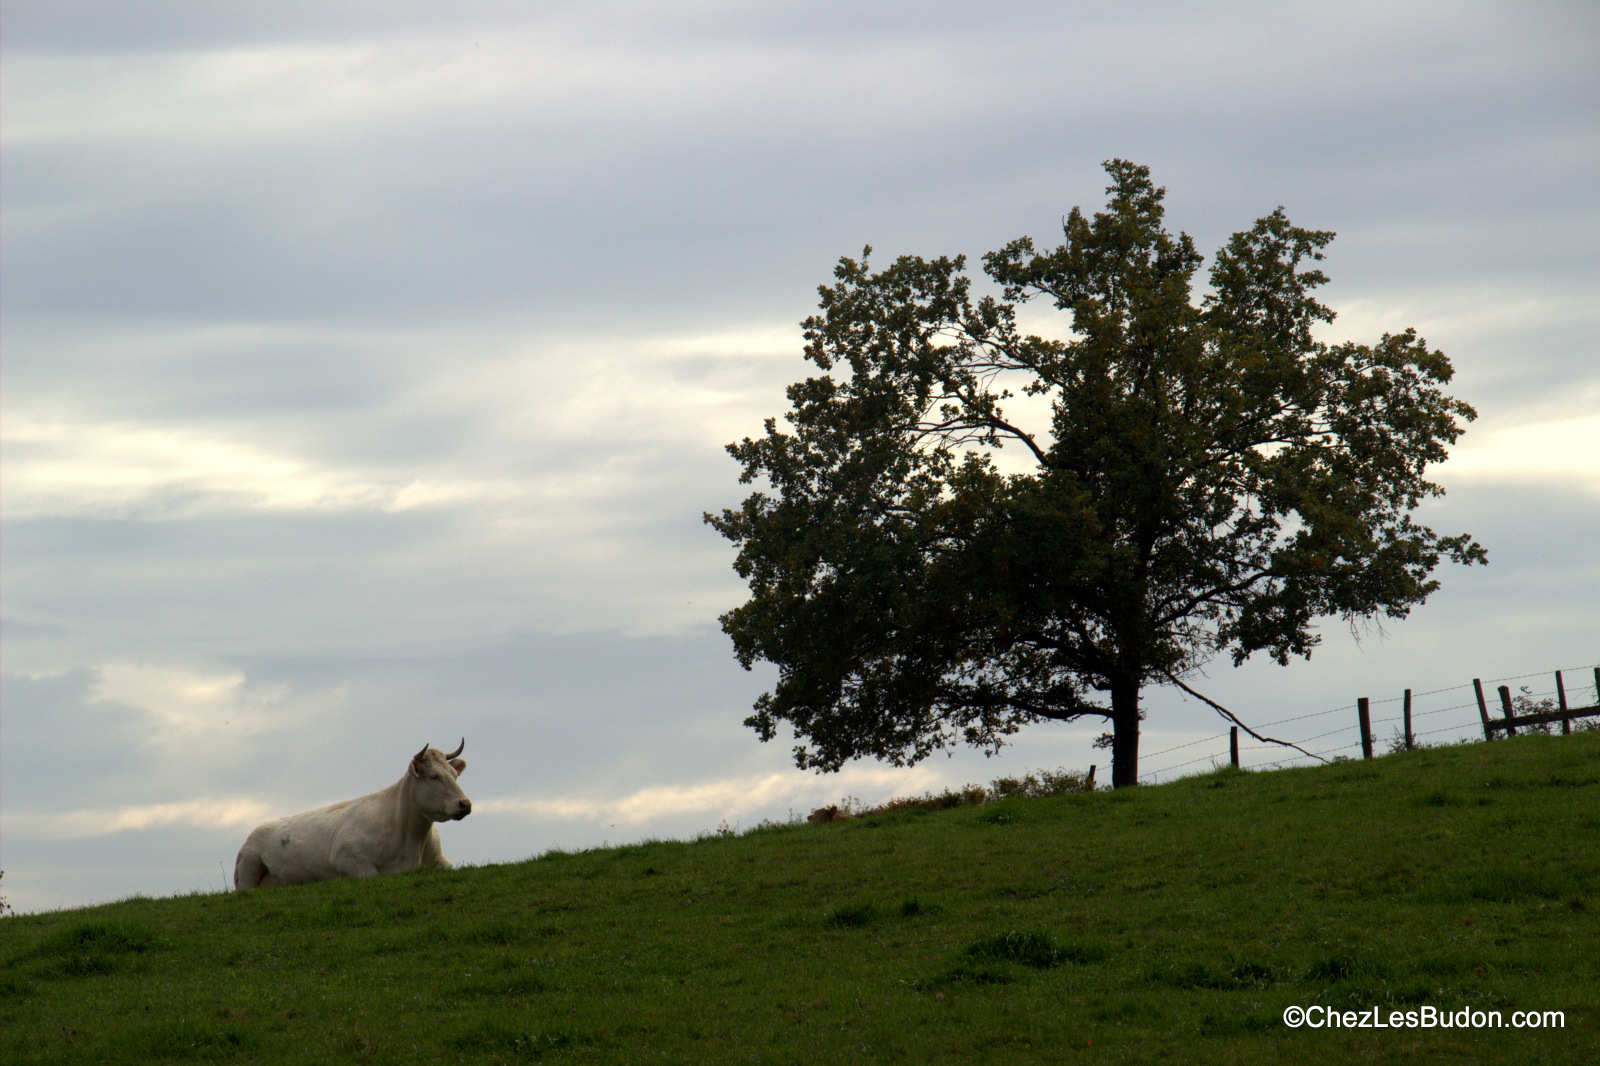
<box><xmin>839</xmin><ymin>766</ymin><xmax>1099</xmax><ymax>820</ymax></box>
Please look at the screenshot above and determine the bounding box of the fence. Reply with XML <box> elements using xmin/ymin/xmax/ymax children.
<box><xmin>1138</xmin><ymin>664</ymin><xmax>1600</xmax><ymax>784</ymax></box>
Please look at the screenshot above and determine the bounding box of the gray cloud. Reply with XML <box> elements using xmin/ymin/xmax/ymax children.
<box><xmin>5</xmin><ymin>3</ymin><xmax>1592</xmax><ymax>329</ymax></box>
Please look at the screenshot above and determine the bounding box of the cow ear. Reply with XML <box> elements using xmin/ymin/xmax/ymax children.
<box><xmin>450</xmin><ymin>758</ymin><xmax>466</xmax><ymax>774</ymax></box>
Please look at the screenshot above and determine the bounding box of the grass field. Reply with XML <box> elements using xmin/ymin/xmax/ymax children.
<box><xmin>2</xmin><ymin>731</ymin><xmax>1596</xmax><ymax>1063</ymax></box>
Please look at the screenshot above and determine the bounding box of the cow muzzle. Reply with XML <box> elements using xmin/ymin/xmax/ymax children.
<box><xmin>452</xmin><ymin>798</ymin><xmax>472</xmax><ymax>820</ymax></box>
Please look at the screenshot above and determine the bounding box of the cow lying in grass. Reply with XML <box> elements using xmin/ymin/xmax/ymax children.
<box><xmin>234</xmin><ymin>741</ymin><xmax>472</xmax><ymax>889</ymax></box>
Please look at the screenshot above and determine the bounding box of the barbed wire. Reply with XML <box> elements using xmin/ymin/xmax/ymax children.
<box><xmin>1255</xmin><ymin>703</ymin><xmax>1350</xmax><ymax>729</ymax></box>
<box><xmin>1416</xmin><ymin>722</ymin><xmax>1481</xmax><ymax>740</ymax></box>
<box><xmin>1140</xmin><ymin>730</ymin><xmax>1230</xmax><ymax>761</ymax></box>
<box><xmin>1240</xmin><ymin>746</ymin><xmax>1339</xmax><ymax>770</ymax></box>
<box><xmin>1418</xmin><ymin>701</ymin><xmax>1480</xmax><ymax>717</ymax></box>
<box><xmin>1134</xmin><ymin>664</ymin><xmax>1597</xmax><ymax>783</ymax></box>
<box><xmin>1139</xmin><ymin>745</ymin><xmax>1236</xmax><ymax>780</ymax></box>
<box><xmin>1489</xmin><ymin>668</ymin><xmax>1568</xmax><ymax>684</ymax></box>
<box><xmin>1406</xmin><ymin>680</ymin><xmax>1474</xmax><ymax>699</ymax></box>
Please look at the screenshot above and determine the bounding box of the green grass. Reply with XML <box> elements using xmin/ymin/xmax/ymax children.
<box><xmin>3</xmin><ymin>732</ymin><xmax>1596</xmax><ymax>1063</ymax></box>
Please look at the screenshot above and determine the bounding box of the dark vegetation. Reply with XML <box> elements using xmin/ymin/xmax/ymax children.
<box><xmin>3</xmin><ymin>732</ymin><xmax>1595</xmax><ymax>1063</ymax></box>
<box><xmin>708</xmin><ymin>160</ymin><xmax>1484</xmax><ymax>788</ymax></box>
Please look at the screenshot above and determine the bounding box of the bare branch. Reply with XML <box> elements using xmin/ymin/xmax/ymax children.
<box><xmin>1161</xmin><ymin>670</ymin><xmax>1328</xmax><ymax>764</ymax></box>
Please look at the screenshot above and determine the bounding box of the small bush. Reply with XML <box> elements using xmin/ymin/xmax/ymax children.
<box><xmin>0</xmin><ymin>972</ymin><xmax>34</xmax><ymax>999</ymax></box>
<box><xmin>965</xmin><ymin>930</ymin><xmax>1103</xmax><ymax>969</ymax></box>
<box><xmin>463</xmin><ymin>971</ymin><xmax>551</xmax><ymax>997</ymax></box>
<box><xmin>935</xmin><ymin>963</ymin><xmax>1015</xmax><ymax>985</ymax></box>
<box><xmin>448</xmin><ymin>1018</ymin><xmax>588</xmax><ymax>1058</ymax></box>
<box><xmin>844</xmin><ymin>765</ymin><xmax>1099</xmax><ymax>820</ymax></box>
<box><xmin>979</xmin><ymin>803</ymin><xmax>1020</xmax><ymax>825</ymax></box>
<box><xmin>462</xmin><ymin>918</ymin><xmax>525</xmax><ymax>946</ymax></box>
<box><xmin>826</xmin><ymin>902</ymin><xmax>878</xmax><ymax>929</ymax></box>
<box><xmin>1148</xmin><ymin>958</ymin><xmax>1277</xmax><ymax>990</ymax></box>
<box><xmin>16</xmin><ymin>920</ymin><xmax>156</xmax><ymax>978</ymax></box>
<box><xmin>870</xmin><ymin>785</ymin><xmax>989</xmax><ymax>815</ymax></box>
<box><xmin>143</xmin><ymin>1020</ymin><xmax>258</xmax><ymax>1060</ymax></box>
<box><xmin>28</xmin><ymin>921</ymin><xmax>155</xmax><ymax>959</ymax></box>
<box><xmin>1303</xmin><ymin>950</ymin><xmax>1389</xmax><ymax>983</ymax></box>
<box><xmin>1427</xmin><ymin>867</ymin><xmax>1571</xmax><ymax>904</ymax></box>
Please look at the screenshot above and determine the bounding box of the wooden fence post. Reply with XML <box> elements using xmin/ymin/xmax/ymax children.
<box><xmin>1473</xmin><ymin>679</ymin><xmax>1493</xmax><ymax>740</ymax></box>
<box><xmin>1497</xmin><ymin>685</ymin><xmax>1517</xmax><ymax>736</ymax></box>
<box><xmin>1358</xmin><ymin>697</ymin><xmax>1373</xmax><ymax>759</ymax></box>
<box><xmin>1403</xmin><ymin>688</ymin><xmax>1414</xmax><ymax>750</ymax></box>
<box><xmin>1557</xmin><ymin>671</ymin><xmax>1571</xmax><ymax>735</ymax></box>
<box><xmin>1230</xmin><ymin>726</ymin><xmax>1239</xmax><ymax>769</ymax></box>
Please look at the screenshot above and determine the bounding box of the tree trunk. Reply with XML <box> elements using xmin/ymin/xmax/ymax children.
<box><xmin>1110</xmin><ymin>677</ymin><xmax>1141</xmax><ymax>788</ymax></box>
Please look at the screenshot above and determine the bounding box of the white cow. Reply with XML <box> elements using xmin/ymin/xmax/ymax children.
<box><xmin>234</xmin><ymin>741</ymin><xmax>472</xmax><ymax>889</ymax></box>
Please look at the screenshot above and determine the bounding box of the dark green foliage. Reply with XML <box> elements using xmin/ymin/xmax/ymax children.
<box><xmin>1426</xmin><ymin>867</ymin><xmax>1573</xmax><ymax>903</ymax></box>
<box><xmin>708</xmin><ymin>160</ymin><xmax>1484</xmax><ymax>787</ymax></box>
<box><xmin>1197</xmin><ymin>1008</ymin><xmax>1279</xmax><ymax>1036</ymax></box>
<box><xmin>25</xmin><ymin>922</ymin><xmax>154</xmax><ymax>960</ymax></box>
<box><xmin>977</xmin><ymin>800</ymin><xmax>1023</xmax><ymax>825</ymax></box>
<box><xmin>826</xmin><ymin>902</ymin><xmax>878</xmax><ymax>928</ymax></box>
<box><xmin>965</xmin><ymin>930</ymin><xmax>1105</xmax><ymax>969</ymax></box>
<box><xmin>814</xmin><ymin>765</ymin><xmax>1093</xmax><ymax>820</ymax></box>
<box><xmin>898</xmin><ymin>897</ymin><xmax>930</xmax><ymax>917</ymax></box>
<box><xmin>446</xmin><ymin>1018</ymin><xmax>588</xmax><ymax>1059</ymax></box>
<box><xmin>11</xmin><ymin>921</ymin><xmax>155</xmax><ymax>980</ymax></box>
<box><xmin>142</xmin><ymin>1019</ymin><xmax>258</xmax><ymax>1060</ymax></box>
<box><xmin>462</xmin><ymin>968</ymin><xmax>550</xmax><ymax>998</ymax></box>
<box><xmin>869</xmin><ymin>784</ymin><xmax>991</xmax><ymax>813</ymax></box>
<box><xmin>1149</xmin><ymin>958</ymin><xmax>1277</xmax><ymax>990</ymax></box>
<box><xmin>0</xmin><ymin>977</ymin><xmax>35</xmax><ymax>1003</ymax></box>
<box><xmin>461</xmin><ymin>917</ymin><xmax>525</xmax><ymax>945</ymax></box>
<box><xmin>1</xmin><ymin>732</ymin><xmax>1596</xmax><ymax>1064</ymax></box>
<box><xmin>933</xmin><ymin>962</ymin><xmax>1015</xmax><ymax>986</ymax></box>
<box><xmin>1303</xmin><ymin>950</ymin><xmax>1389</xmax><ymax>983</ymax></box>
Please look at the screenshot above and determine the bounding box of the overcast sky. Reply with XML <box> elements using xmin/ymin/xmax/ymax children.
<box><xmin>3</xmin><ymin>1</ymin><xmax>1596</xmax><ymax>914</ymax></box>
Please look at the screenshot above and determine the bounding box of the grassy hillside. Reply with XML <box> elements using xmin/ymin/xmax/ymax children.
<box><xmin>3</xmin><ymin>732</ymin><xmax>1596</xmax><ymax>1064</ymax></box>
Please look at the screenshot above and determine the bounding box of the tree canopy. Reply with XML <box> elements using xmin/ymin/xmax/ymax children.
<box><xmin>707</xmin><ymin>161</ymin><xmax>1485</xmax><ymax>787</ymax></box>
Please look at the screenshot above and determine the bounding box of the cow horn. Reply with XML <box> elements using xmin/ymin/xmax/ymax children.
<box><xmin>444</xmin><ymin>738</ymin><xmax>465</xmax><ymax>760</ymax></box>
<box><xmin>414</xmin><ymin>744</ymin><xmax>429</xmax><ymax>761</ymax></box>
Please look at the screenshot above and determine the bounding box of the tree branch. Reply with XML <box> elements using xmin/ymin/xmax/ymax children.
<box><xmin>1160</xmin><ymin>670</ymin><xmax>1328</xmax><ymax>763</ymax></box>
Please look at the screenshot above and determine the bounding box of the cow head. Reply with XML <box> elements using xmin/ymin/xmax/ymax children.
<box><xmin>410</xmin><ymin>739</ymin><xmax>473</xmax><ymax>821</ymax></box>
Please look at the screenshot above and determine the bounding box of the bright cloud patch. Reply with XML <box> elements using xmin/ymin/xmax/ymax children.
<box><xmin>0</xmin><ymin>416</ymin><xmax>531</xmax><ymax>519</ymax></box>
<box><xmin>0</xmin><ymin>417</ymin><xmax>368</xmax><ymax>517</ymax></box>
<box><xmin>1444</xmin><ymin>414</ymin><xmax>1600</xmax><ymax>494</ymax></box>
<box><xmin>13</xmin><ymin>797</ymin><xmax>274</xmax><ymax>841</ymax></box>
<box><xmin>90</xmin><ymin>662</ymin><xmax>337</xmax><ymax>743</ymax></box>
<box><xmin>0</xmin><ymin>320</ymin><xmax>798</xmax><ymax>524</ymax></box>
<box><xmin>480</xmin><ymin>764</ymin><xmax>951</xmax><ymax>827</ymax></box>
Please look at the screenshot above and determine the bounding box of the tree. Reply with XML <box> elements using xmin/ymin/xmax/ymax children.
<box><xmin>706</xmin><ymin>161</ymin><xmax>1486</xmax><ymax>788</ymax></box>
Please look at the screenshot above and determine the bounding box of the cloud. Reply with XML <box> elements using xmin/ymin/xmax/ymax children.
<box><xmin>1443</xmin><ymin>414</ymin><xmax>1600</xmax><ymax>495</ymax></box>
<box><xmin>0</xmin><ymin>663</ymin><xmax>353</xmax><ymax>819</ymax></box>
<box><xmin>6</xmin><ymin>1</ymin><xmax>1591</xmax><ymax>333</ymax></box>
<box><xmin>0</xmin><ymin>410</ymin><xmax>548</xmax><ymax>521</ymax></box>
<box><xmin>14</xmin><ymin>798</ymin><xmax>274</xmax><ymax>841</ymax></box>
<box><xmin>88</xmin><ymin>661</ymin><xmax>350</xmax><ymax>744</ymax></box>
<box><xmin>2</xmin><ymin>416</ymin><xmax>422</xmax><ymax>519</ymax></box>
<box><xmin>480</xmin><ymin>763</ymin><xmax>951</xmax><ymax>827</ymax></box>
